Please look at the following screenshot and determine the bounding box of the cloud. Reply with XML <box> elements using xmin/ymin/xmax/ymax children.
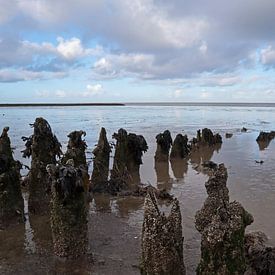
<box><xmin>0</xmin><ymin>69</ymin><xmax>42</xmax><ymax>82</ymax></box>
<box><xmin>0</xmin><ymin>69</ymin><xmax>66</xmax><ymax>83</ymax></box>
<box><xmin>93</xmin><ymin>53</ymin><xmax>155</xmax><ymax>79</ymax></box>
<box><xmin>36</xmin><ymin>90</ymin><xmax>50</xmax><ymax>97</ymax></box>
<box><xmin>260</xmin><ymin>45</ymin><xmax>275</xmax><ymax>66</ymax></box>
<box><xmin>1</xmin><ymin>0</ymin><xmax>275</xmax><ymax>85</ymax></box>
<box><xmin>173</xmin><ymin>89</ymin><xmax>185</xmax><ymax>98</ymax></box>
<box><xmin>200</xmin><ymin>91</ymin><xmax>211</xmax><ymax>98</ymax></box>
<box><xmin>0</xmin><ymin>35</ymin><xmax>101</xmax><ymax>81</ymax></box>
<box><xmin>56</xmin><ymin>37</ymin><xmax>96</xmax><ymax>60</ymax></box>
<box><xmin>83</xmin><ymin>84</ymin><xmax>104</xmax><ymax>96</ymax></box>
<box><xmin>55</xmin><ymin>89</ymin><xmax>67</xmax><ymax>97</ymax></box>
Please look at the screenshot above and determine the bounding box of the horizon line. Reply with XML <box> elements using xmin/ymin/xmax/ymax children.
<box><xmin>1</xmin><ymin>102</ymin><xmax>275</xmax><ymax>107</ymax></box>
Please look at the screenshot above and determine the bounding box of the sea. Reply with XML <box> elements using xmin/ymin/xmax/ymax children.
<box><xmin>1</xmin><ymin>103</ymin><xmax>275</xmax><ymax>274</ymax></box>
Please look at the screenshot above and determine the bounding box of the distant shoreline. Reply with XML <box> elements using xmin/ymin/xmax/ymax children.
<box><xmin>0</xmin><ymin>103</ymin><xmax>125</xmax><ymax>107</ymax></box>
<box><xmin>1</xmin><ymin>102</ymin><xmax>275</xmax><ymax>107</ymax></box>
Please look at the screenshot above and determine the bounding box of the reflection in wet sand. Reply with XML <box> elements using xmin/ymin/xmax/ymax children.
<box><xmin>29</xmin><ymin>210</ymin><xmax>52</xmax><ymax>253</ymax></box>
<box><xmin>128</xmin><ymin>170</ymin><xmax>141</xmax><ymax>186</ymax></box>
<box><xmin>257</xmin><ymin>140</ymin><xmax>271</xmax><ymax>151</ymax></box>
<box><xmin>190</xmin><ymin>144</ymin><xmax>221</xmax><ymax>169</ymax></box>
<box><xmin>115</xmin><ymin>196</ymin><xmax>144</xmax><ymax>218</ymax></box>
<box><xmin>154</xmin><ymin>160</ymin><xmax>172</xmax><ymax>191</ymax></box>
<box><xmin>51</xmin><ymin>256</ymin><xmax>93</xmax><ymax>275</ymax></box>
<box><xmin>93</xmin><ymin>193</ymin><xmax>112</xmax><ymax>212</ymax></box>
<box><xmin>23</xmin><ymin>192</ymin><xmax>36</xmax><ymax>254</ymax></box>
<box><xmin>170</xmin><ymin>158</ymin><xmax>188</xmax><ymax>180</ymax></box>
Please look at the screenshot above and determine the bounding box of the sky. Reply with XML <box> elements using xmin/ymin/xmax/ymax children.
<box><xmin>1</xmin><ymin>0</ymin><xmax>275</xmax><ymax>103</ymax></box>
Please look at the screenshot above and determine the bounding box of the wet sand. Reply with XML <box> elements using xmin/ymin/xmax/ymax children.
<box><xmin>1</xmin><ymin>106</ymin><xmax>275</xmax><ymax>274</ymax></box>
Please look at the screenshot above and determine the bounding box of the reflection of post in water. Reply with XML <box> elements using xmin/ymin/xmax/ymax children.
<box><xmin>170</xmin><ymin>158</ymin><xmax>188</xmax><ymax>180</ymax></box>
<box><xmin>170</xmin><ymin>133</ymin><xmax>190</xmax><ymax>180</ymax></box>
<box><xmin>128</xmin><ymin>169</ymin><xmax>141</xmax><ymax>186</ymax></box>
<box><xmin>52</xmin><ymin>256</ymin><xmax>92</xmax><ymax>275</ymax></box>
<box><xmin>190</xmin><ymin>143</ymin><xmax>221</xmax><ymax>166</ymax></box>
<box><xmin>257</xmin><ymin>141</ymin><xmax>271</xmax><ymax>151</ymax></box>
<box><xmin>256</xmin><ymin>131</ymin><xmax>275</xmax><ymax>150</ymax></box>
<box><xmin>154</xmin><ymin>161</ymin><xmax>172</xmax><ymax>190</ymax></box>
<box><xmin>93</xmin><ymin>193</ymin><xmax>111</xmax><ymax>212</ymax></box>
<box><xmin>154</xmin><ymin>130</ymin><xmax>172</xmax><ymax>190</ymax></box>
<box><xmin>116</xmin><ymin>196</ymin><xmax>144</xmax><ymax>218</ymax></box>
<box><xmin>22</xmin><ymin>192</ymin><xmax>36</xmax><ymax>254</ymax></box>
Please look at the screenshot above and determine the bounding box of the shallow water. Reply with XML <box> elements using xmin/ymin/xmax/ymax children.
<box><xmin>1</xmin><ymin>105</ymin><xmax>275</xmax><ymax>274</ymax></box>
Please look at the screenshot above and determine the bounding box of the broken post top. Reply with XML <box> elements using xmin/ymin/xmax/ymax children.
<box><xmin>47</xmin><ymin>160</ymin><xmax>86</xmax><ymax>201</ymax></box>
<box><xmin>67</xmin><ymin>130</ymin><xmax>87</xmax><ymax>150</ymax></box>
<box><xmin>170</xmin><ymin>133</ymin><xmax>189</xmax><ymax>159</ymax></box>
<box><xmin>93</xmin><ymin>127</ymin><xmax>111</xmax><ymax>156</ymax></box>
<box><xmin>62</xmin><ymin>130</ymin><xmax>87</xmax><ymax>168</ymax></box>
<box><xmin>155</xmin><ymin>130</ymin><xmax>172</xmax><ymax>162</ymax></box>
<box><xmin>195</xmin><ymin>162</ymin><xmax>254</xmax><ymax>274</ymax></box>
<box><xmin>21</xmin><ymin>117</ymin><xmax>62</xmax><ymax>162</ymax></box>
<box><xmin>0</xmin><ymin>127</ymin><xmax>14</xmax><ymax>167</ymax></box>
<box><xmin>155</xmin><ymin>130</ymin><xmax>172</xmax><ymax>154</ymax></box>
<box><xmin>142</xmin><ymin>191</ymin><xmax>185</xmax><ymax>275</ymax></box>
<box><xmin>112</xmin><ymin>128</ymin><xmax>148</xmax><ymax>165</ymax></box>
<box><xmin>144</xmin><ymin>191</ymin><xmax>181</xmax><ymax>221</ymax></box>
<box><xmin>196</xmin><ymin>128</ymin><xmax>222</xmax><ymax>146</ymax></box>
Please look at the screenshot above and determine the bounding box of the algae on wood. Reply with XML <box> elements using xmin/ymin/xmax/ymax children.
<box><xmin>91</xmin><ymin>127</ymin><xmax>111</xmax><ymax>192</ymax></box>
<box><xmin>0</xmin><ymin>127</ymin><xmax>24</xmax><ymax>227</ymax></box>
<box><xmin>47</xmin><ymin>162</ymin><xmax>88</xmax><ymax>258</ymax></box>
<box><xmin>22</xmin><ymin>118</ymin><xmax>62</xmax><ymax>214</ymax></box>
<box><xmin>141</xmin><ymin>192</ymin><xmax>185</xmax><ymax>275</ymax></box>
<box><xmin>195</xmin><ymin>164</ymin><xmax>253</xmax><ymax>275</ymax></box>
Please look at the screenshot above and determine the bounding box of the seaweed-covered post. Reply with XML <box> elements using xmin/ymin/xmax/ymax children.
<box><xmin>110</xmin><ymin>128</ymin><xmax>148</xmax><ymax>190</ymax></box>
<box><xmin>91</xmin><ymin>128</ymin><xmax>111</xmax><ymax>192</ymax></box>
<box><xmin>47</xmin><ymin>161</ymin><xmax>88</xmax><ymax>257</ymax></box>
<box><xmin>154</xmin><ymin>130</ymin><xmax>172</xmax><ymax>162</ymax></box>
<box><xmin>244</xmin><ymin>231</ymin><xmax>275</xmax><ymax>274</ymax></box>
<box><xmin>62</xmin><ymin>130</ymin><xmax>90</xmax><ymax>194</ymax></box>
<box><xmin>141</xmin><ymin>192</ymin><xmax>185</xmax><ymax>274</ymax></box>
<box><xmin>22</xmin><ymin>118</ymin><xmax>62</xmax><ymax>214</ymax></box>
<box><xmin>195</xmin><ymin>164</ymin><xmax>254</xmax><ymax>274</ymax></box>
<box><xmin>197</xmin><ymin>128</ymin><xmax>222</xmax><ymax>146</ymax></box>
<box><xmin>62</xmin><ymin>130</ymin><xmax>87</xmax><ymax>169</ymax></box>
<box><xmin>0</xmin><ymin>127</ymin><xmax>24</xmax><ymax>227</ymax></box>
<box><xmin>170</xmin><ymin>133</ymin><xmax>189</xmax><ymax>159</ymax></box>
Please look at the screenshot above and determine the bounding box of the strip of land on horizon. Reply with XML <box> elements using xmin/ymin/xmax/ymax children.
<box><xmin>1</xmin><ymin>102</ymin><xmax>275</xmax><ymax>107</ymax></box>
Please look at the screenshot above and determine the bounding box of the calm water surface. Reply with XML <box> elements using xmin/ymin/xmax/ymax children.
<box><xmin>1</xmin><ymin>105</ymin><xmax>275</xmax><ymax>274</ymax></box>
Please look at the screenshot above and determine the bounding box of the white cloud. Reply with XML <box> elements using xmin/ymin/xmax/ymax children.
<box><xmin>260</xmin><ymin>45</ymin><xmax>275</xmax><ymax>65</ymax></box>
<box><xmin>2</xmin><ymin>0</ymin><xmax>275</xmax><ymax>86</ymax></box>
<box><xmin>36</xmin><ymin>90</ymin><xmax>50</xmax><ymax>97</ymax></box>
<box><xmin>202</xmin><ymin>74</ymin><xmax>241</xmax><ymax>87</ymax></box>
<box><xmin>55</xmin><ymin>90</ymin><xmax>66</xmax><ymax>97</ymax></box>
<box><xmin>0</xmin><ymin>69</ymin><xmax>66</xmax><ymax>83</ymax></box>
<box><xmin>83</xmin><ymin>84</ymin><xmax>104</xmax><ymax>96</ymax></box>
<box><xmin>199</xmin><ymin>41</ymin><xmax>208</xmax><ymax>55</ymax></box>
<box><xmin>0</xmin><ymin>69</ymin><xmax>42</xmax><ymax>82</ymax></box>
<box><xmin>93</xmin><ymin>53</ymin><xmax>155</xmax><ymax>79</ymax></box>
<box><xmin>174</xmin><ymin>89</ymin><xmax>185</xmax><ymax>98</ymax></box>
<box><xmin>200</xmin><ymin>90</ymin><xmax>210</xmax><ymax>98</ymax></box>
<box><xmin>57</xmin><ymin>37</ymin><xmax>87</xmax><ymax>60</ymax></box>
